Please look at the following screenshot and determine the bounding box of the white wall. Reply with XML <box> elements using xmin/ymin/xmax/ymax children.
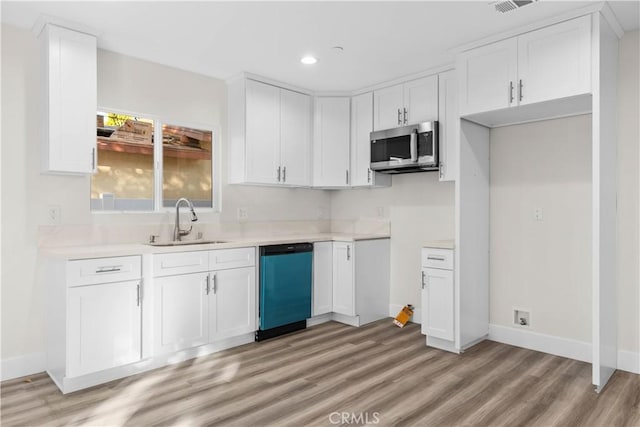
<box><xmin>0</xmin><ymin>24</ymin><xmax>330</xmax><ymax>363</ymax></box>
<box><xmin>331</xmin><ymin>173</ymin><xmax>455</xmax><ymax>311</ymax></box>
<box><xmin>490</xmin><ymin>115</ymin><xmax>593</xmax><ymax>343</ymax></box>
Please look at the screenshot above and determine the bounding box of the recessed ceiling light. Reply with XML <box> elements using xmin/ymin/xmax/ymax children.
<box><xmin>300</xmin><ymin>55</ymin><xmax>318</xmax><ymax>65</ymax></box>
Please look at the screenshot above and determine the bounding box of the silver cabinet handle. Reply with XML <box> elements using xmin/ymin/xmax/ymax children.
<box><xmin>206</xmin><ymin>274</ymin><xmax>210</xmax><ymax>295</ymax></box>
<box><xmin>519</xmin><ymin>79</ymin><xmax>523</xmax><ymax>102</ymax></box>
<box><xmin>91</xmin><ymin>148</ymin><xmax>96</xmax><ymax>171</ymax></box>
<box><xmin>397</xmin><ymin>108</ymin><xmax>402</xmax><ymax>126</ymax></box>
<box><xmin>346</xmin><ymin>245</ymin><xmax>351</xmax><ymax>261</ymax></box>
<box><xmin>427</xmin><ymin>256</ymin><xmax>446</xmax><ymax>261</ymax></box>
<box><xmin>403</xmin><ymin>108</ymin><xmax>408</xmax><ymax>125</ymax></box>
<box><xmin>367</xmin><ymin>168</ymin><xmax>372</xmax><ymax>183</ymax></box>
<box><xmin>277</xmin><ymin>166</ymin><xmax>281</xmax><ymax>182</ymax></box>
<box><xmin>509</xmin><ymin>81</ymin><xmax>514</xmax><ymax>104</ymax></box>
<box><xmin>136</xmin><ymin>283</ymin><xmax>141</xmax><ymax>306</ymax></box>
<box><xmin>212</xmin><ymin>273</ymin><xmax>217</xmax><ymax>294</ymax></box>
<box><xmin>282</xmin><ymin>166</ymin><xmax>286</xmax><ymax>183</ymax></box>
<box><xmin>421</xmin><ymin>271</ymin><xmax>426</xmax><ymax>289</ymax></box>
<box><xmin>346</xmin><ymin>170</ymin><xmax>349</xmax><ymax>185</ymax></box>
<box><xmin>96</xmin><ymin>266</ymin><xmax>122</xmax><ymax>273</ymax></box>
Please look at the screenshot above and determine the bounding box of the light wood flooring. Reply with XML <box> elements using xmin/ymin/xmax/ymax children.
<box><xmin>1</xmin><ymin>320</ymin><xmax>639</xmax><ymax>426</ymax></box>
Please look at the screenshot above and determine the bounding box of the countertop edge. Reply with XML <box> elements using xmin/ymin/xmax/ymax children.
<box><xmin>40</xmin><ymin>233</ymin><xmax>391</xmax><ymax>260</ymax></box>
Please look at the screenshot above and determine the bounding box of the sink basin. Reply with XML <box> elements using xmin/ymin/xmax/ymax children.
<box><xmin>145</xmin><ymin>240</ymin><xmax>227</xmax><ymax>247</ymax></box>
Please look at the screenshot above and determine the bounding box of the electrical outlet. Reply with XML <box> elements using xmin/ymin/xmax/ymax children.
<box><xmin>47</xmin><ymin>205</ymin><xmax>61</xmax><ymax>225</ymax></box>
<box><xmin>237</xmin><ymin>207</ymin><xmax>248</xmax><ymax>221</ymax></box>
<box><xmin>376</xmin><ymin>206</ymin><xmax>385</xmax><ymax>218</ymax></box>
<box><xmin>534</xmin><ymin>207</ymin><xmax>543</xmax><ymax>221</ymax></box>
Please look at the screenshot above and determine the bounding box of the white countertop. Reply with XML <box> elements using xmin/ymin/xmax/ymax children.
<box><xmin>40</xmin><ymin>233</ymin><xmax>390</xmax><ymax>260</ymax></box>
<box><xmin>423</xmin><ymin>239</ymin><xmax>455</xmax><ymax>250</ymax></box>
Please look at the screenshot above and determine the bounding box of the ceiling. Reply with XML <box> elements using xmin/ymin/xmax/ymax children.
<box><xmin>2</xmin><ymin>1</ymin><xmax>638</xmax><ymax>92</ymax></box>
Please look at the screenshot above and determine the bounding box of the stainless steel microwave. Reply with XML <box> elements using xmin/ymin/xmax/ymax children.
<box><xmin>370</xmin><ymin>121</ymin><xmax>438</xmax><ymax>174</ymax></box>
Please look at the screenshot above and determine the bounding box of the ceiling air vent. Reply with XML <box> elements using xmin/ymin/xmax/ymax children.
<box><xmin>493</xmin><ymin>0</ymin><xmax>537</xmax><ymax>13</ymax></box>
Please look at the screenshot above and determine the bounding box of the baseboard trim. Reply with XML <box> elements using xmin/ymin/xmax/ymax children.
<box><xmin>488</xmin><ymin>324</ymin><xmax>592</xmax><ymax>363</ymax></box>
<box><xmin>1</xmin><ymin>352</ymin><xmax>46</xmax><ymax>381</ymax></box>
<box><xmin>489</xmin><ymin>324</ymin><xmax>640</xmax><ymax>374</ymax></box>
<box><xmin>389</xmin><ymin>304</ymin><xmax>421</xmax><ymax>324</ymax></box>
<box><xmin>618</xmin><ymin>350</ymin><xmax>640</xmax><ymax>374</ymax></box>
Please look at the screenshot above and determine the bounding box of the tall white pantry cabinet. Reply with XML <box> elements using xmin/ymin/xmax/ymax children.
<box><xmin>454</xmin><ymin>9</ymin><xmax>622</xmax><ymax>392</ymax></box>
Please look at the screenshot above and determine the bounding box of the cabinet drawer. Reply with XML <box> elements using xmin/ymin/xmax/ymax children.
<box><xmin>153</xmin><ymin>251</ymin><xmax>209</xmax><ymax>277</ymax></box>
<box><xmin>67</xmin><ymin>256</ymin><xmax>141</xmax><ymax>287</ymax></box>
<box><xmin>210</xmin><ymin>247</ymin><xmax>255</xmax><ymax>270</ymax></box>
<box><xmin>422</xmin><ymin>248</ymin><xmax>454</xmax><ymax>270</ymax></box>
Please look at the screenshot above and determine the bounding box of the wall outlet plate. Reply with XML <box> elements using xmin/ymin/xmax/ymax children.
<box><xmin>237</xmin><ymin>207</ymin><xmax>248</xmax><ymax>221</ymax></box>
<box><xmin>47</xmin><ymin>205</ymin><xmax>61</xmax><ymax>225</ymax></box>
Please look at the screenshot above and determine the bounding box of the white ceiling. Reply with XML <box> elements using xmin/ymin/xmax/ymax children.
<box><xmin>2</xmin><ymin>1</ymin><xmax>638</xmax><ymax>91</ymax></box>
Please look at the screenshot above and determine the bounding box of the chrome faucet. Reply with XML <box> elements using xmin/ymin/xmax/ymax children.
<box><xmin>173</xmin><ymin>198</ymin><xmax>198</xmax><ymax>241</ymax></box>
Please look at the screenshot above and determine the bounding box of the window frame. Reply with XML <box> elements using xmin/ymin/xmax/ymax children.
<box><xmin>93</xmin><ymin>107</ymin><xmax>220</xmax><ymax>214</ymax></box>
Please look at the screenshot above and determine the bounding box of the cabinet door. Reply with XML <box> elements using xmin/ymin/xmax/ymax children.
<box><xmin>280</xmin><ymin>89</ymin><xmax>312</xmax><ymax>186</ymax></box>
<box><xmin>245</xmin><ymin>80</ymin><xmax>281</xmax><ymax>184</ymax></box>
<box><xmin>373</xmin><ymin>84</ymin><xmax>404</xmax><ymax>131</ymax></box>
<box><xmin>332</xmin><ymin>242</ymin><xmax>355</xmax><ymax>316</ymax></box>
<box><xmin>438</xmin><ymin>70</ymin><xmax>458</xmax><ymax>182</ymax></box>
<box><xmin>404</xmin><ymin>75</ymin><xmax>438</xmax><ymax>125</ymax></box>
<box><xmin>67</xmin><ymin>280</ymin><xmax>141</xmax><ymax>377</ymax></box>
<box><xmin>154</xmin><ymin>273</ymin><xmax>208</xmax><ymax>354</ymax></box>
<box><xmin>517</xmin><ymin>15</ymin><xmax>591</xmax><ymax>106</ymax></box>
<box><xmin>313</xmin><ymin>97</ymin><xmax>351</xmax><ymax>187</ymax></box>
<box><xmin>210</xmin><ymin>267</ymin><xmax>256</xmax><ymax>341</ymax></box>
<box><xmin>350</xmin><ymin>92</ymin><xmax>374</xmax><ymax>187</ymax></box>
<box><xmin>313</xmin><ymin>242</ymin><xmax>333</xmax><ymax>316</ymax></box>
<box><xmin>458</xmin><ymin>38</ymin><xmax>518</xmax><ymax>116</ymax></box>
<box><xmin>41</xmin><ymin>24</ymin><xmax>97</xmax><ymax>174</ymax></box>
<box><xmin>422</xmin><ymin>268</ymin><xmax>454</xmax><ymax>341</ymax></box>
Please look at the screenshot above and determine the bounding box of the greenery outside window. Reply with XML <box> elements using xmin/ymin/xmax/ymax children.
<box><xmin>92</xmin><ymin>111</ymin><xmax>215</xmax><ymax>212</ymax></box>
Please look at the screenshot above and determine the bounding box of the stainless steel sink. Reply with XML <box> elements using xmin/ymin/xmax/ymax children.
<box><xmin>145</xmin><ymin>240</ymin><xmax>227</xmax><ymax>247</ymax></box>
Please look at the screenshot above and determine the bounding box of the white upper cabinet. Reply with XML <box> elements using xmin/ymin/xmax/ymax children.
<box><xmin>458</xmin><ymin>38</ymin><xmax>518</xmax><ymax>116</ymax></box>
<box><xmin>458</xmin><ymin>15</ymin><xmax>591</xmax><ymax>117</ymax></box>
<box><xmin>228</xmin><ymin>78</ymin><xmax>312</xmax><ymax>186</ymax></box>
<box><xmin>350</xmin><ymin>92</ymin><xmax>391</xmax><ymax>188</ymax></box>
<box><xmin>244</xmin><ymin>80</ymin><xmax>281</xmax><ymax>184</ymax></box>
<box><xmin>313</xmin><ymin>97</ymin><xmax>351</xmax><ymax>188</ymax></box>
<box><xmin>373</xmin><ymin>84</ymin><xmax>404</xmax><ymax>130</ymax></box>
<box><xmin>517</xmin><ymin>15</ymin><xmax>591</xmax><ymax>106</ymax></box>
<box><xmin>280</xmin><ymin>89</ymin><xmax>312</xmax><ymax>186</ymax></box>
<box><xmin>404</xmin><ymin>76</ymin><xmax>439</xmax><ymax>126</ymax></box>
<box><xmin>437</xmin><ymin>69</ymin><xmax>459</xmax><ymax>182</ymax></box>
<box><xmin>39</xmin><ymin>24</ymin><xmax>97</xmax><ymax>174</ymax></box>
<box><xmin>373</xmin><ymin>75</ymin><xmax>438</xmax><ymax>131</ymax></box>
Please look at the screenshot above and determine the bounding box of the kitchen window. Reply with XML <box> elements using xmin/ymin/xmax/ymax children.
<box><xmin>92</xmin><ymin>111</ymin><xmax>216</xmax><ymax>212</ymax></box>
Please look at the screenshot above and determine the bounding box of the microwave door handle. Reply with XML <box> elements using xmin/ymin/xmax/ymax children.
<box><xmin>410</xmin><ymin>130</ymin><xmax>418</xmax><ymax>162</ymax></box>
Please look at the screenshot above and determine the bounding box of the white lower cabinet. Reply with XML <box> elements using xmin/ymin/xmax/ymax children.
<box><xmin>67</xmin><ymin>280</ymin><xmax>141</xmax><ymax>377</ymax></box>
<box><xmin>47</xmin><ymin>256</ymin><xmax>143</xmax><ymax>392</ymax></box>
<box><xmin>332</xmin><ymin>242</ymin><xmax>355</xmax><ymax>316</ymax></box>
<box><xmin>312</xmin><ymin>242</ymin><xmax>333</xmax><ymax>316</ymax></box>
<box><xmin>312</xmin><ymin>239</ymin><xmax>390</xmax><ymax>326</ymax></box>
<box><xmin>209</xmin><ymin>267</ymin><xmax>256</xmax><ymax>341</ymax></box>
<box><xmin>421</xmin><ymin>247</ymin><xmax>457</xmax><ymax>351</ymax></box>
<box><xmin>152</xmin><ymin>247</ymin><xmax>256</xmax><ymax>355</ymax></box>
<box><xmin>421</xmin><ymin>268</ymin><xmax>454</xmax><ymax>341</ymax></box>
<box><xmin>154</xmin><ymin>272</ymin><xmax>209</xmax><ymax>354</ymax></box>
